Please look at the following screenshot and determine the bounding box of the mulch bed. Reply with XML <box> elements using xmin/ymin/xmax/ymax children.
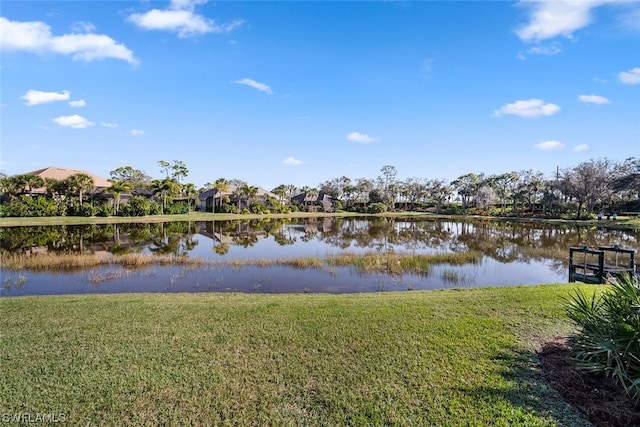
<box><xmin>538</xmin><ymin>338</ymin><xmax>640</xmax><ymax>427</ymax></box>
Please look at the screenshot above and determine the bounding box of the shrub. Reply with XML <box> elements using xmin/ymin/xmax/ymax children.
<box><xmin>96</xmin><ymin>203</ymin><xmax>114</xmax><ymax>217</ymax></box>
<box><xmin>149</xmin><ymin>200</ymin><xmax>162</xmax><ymax>215</ymax></box>
<box><xmin>121</xmin><ymin>196</ymin><xmax>152</xmax><ymax>216</ymax></box>
<box><xmin>249</xmin><ymin>201</ymin><xmax>268</xmax><ymax>214</ymax></box>
<box><xmin>166</xmin><ymin>201</ymin><xmax>189</xmax><ymax>215</ymax></box>
<box><xmin>0</xmin><ymin>196</ymin><xmax>65</xmax><ymax>217</ymax></box>
<box><xmin>218</xmin><ymin>203</ymin><xmax>237</xmax><ymax>214</ymax></box>
<box><xmin>368</xmin><ymin>189</ymin><xmax>384</xmax><ymax>204</ymax></box>
<box><xmin>76</xmin><ymin>204</ymin><xmax>97</xmax><ymax>217</ymax></box>
<box><xmin>368</xmin><ymin>202</ymin><xmax>387</xmax><ymax>214</ymax></box>
<box><xmin>565</xmin><ymin>274</ymin><xmax>640</xmax><ymax>403</ymax></box>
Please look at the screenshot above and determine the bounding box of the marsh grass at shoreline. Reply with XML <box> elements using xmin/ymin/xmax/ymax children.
<box><xmin>0</xmin><ymin>250</ymin><xmax>482</xmax><ymax>276</ymax></box>
<box><xmin>0</xmin><ymin>285</ymin><xmax>596</xmax><ymax>426</ymax></box>
<box><xmin>0</xmin><ymin>252</ymin><xmax>208</xmax><ymax>271</ymax></box>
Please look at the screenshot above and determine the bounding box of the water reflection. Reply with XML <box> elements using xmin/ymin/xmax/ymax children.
<box><xmin>1</xmin><ymin>217</ymin><xmax>638</xmax><ymax>296</ymax></box>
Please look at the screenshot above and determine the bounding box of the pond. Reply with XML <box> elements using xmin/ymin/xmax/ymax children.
<box><xmin>1</xmin><ymin>217</ymin><xmax>638</xmax><ymax>296</ymax></box>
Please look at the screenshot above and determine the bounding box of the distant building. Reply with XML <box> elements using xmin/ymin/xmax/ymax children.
<box><xmin>25</xmin><ymin>166</ymin><xmax>111</xmax><ymax>194</ymax></box>
<box><xmin>291</xmin><ymin>192</ymin><xmax>335</xmax><ymax>212</ymax></box>
<box><xmin>199</xmin><ymin>184</ymin><xmax>282</xmax><ymax>211</ymax></box>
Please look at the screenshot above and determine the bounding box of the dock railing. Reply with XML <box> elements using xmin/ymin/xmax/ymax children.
<box><xmin>569</xmin><ymin>245</ymin><xmax>636</xmax><ymax>284</ymax></box>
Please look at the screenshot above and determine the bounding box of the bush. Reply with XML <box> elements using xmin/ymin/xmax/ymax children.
<box><xmin>565</xmin><ymin>274</ymin><xmax>640</xmax><ymax>403</ymax></box>
<box><xmin>249</xmin><ymin>201</ymin><xmax>268</xmax><ymax>214</ymax></box>
<box><xmin>218</xmin><ymin>203</ymin><xmax>237</xmax><ymax>214</ymax></box>
<box><xmin>76</xmin><ymin>204</ymin><xmax>97</xmax><ymax>217</ymax></box>
<box><xmin>166</xmin><ymin>201</ymin><xmax>189</xmax><ymax>215</ymax></box>
<box><xmin>368</xmin><ymin>189</ymin><xmax>384</xmax><ymax>204</ymax></box>
<box><xmin>121</xmin><ymin>196</ymin><xmax>152</xmax><ymax>216</ymax></box>
<box><xmin>0</xmin><ymin>196</ymin><xmax>65</xmax><ymax>217</ymax></box>
<box><xmin>368</xmin><ymin>202</ymin><xmax>387</xmax><ymax>214</ymax></box>
<box><xmin>96</xmin><ymin>203</ymin><xmax>114</xmax><ymax>217</ymax></box>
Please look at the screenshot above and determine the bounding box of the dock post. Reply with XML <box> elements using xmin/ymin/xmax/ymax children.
<box><xmin>569</xmin><ymin>248</ymin><xmax>575</xmax><ymax>282</ymax></box>
<box><xmin>597</xmin><ymin>251</ymin><xmax>605</xmax><ymax>284</ymax></box>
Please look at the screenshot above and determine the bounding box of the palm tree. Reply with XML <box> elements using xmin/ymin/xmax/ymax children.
<box><xmin>23</xmin><ymin>174</ymin><xmax>44</xmax><ymax>196</ymax></box>
<box><xmin>262</xmin><ymin>194</ymin><xmax>277</xmax><ymax>209</ymax></box>
<box><xmin>152</xmin><ymin>177</ymin><xmax>178</xmax><ymax>214</ymax></box>
<box><xmin>43</xmin><ymin>178</ymin><xmax>60</xmax><ymax>197</ymax></box>
<box><xmin>286</xmin><ymin>184</ymin><xmax>297</xmax><ymax>205</ymax></box>
<box><xmin>66</xmin><ymin>173</ymin><xmax>94</xmax><ymax>206</ymax></box>
<box><xmin>1</xmin><ymin>175</ymin><xmax>26</xmax><ymax>199</ymax></box>
<box><xmin>214</xmin><ymin>178</ymin><xmax>230</xmax><ymax>212</ymax></box>
<box><xmin>233</xmin><ymin>185</ymin><xmax>246</xmax><ymax>211</ymax></box>
<box><xmin>271</xmin><ymin>185</ymin><xmax>288</xmax><ymax>204</ymax></box>
<box><xmin>246</xmin><ymin>185</ymin><xmax>258</xmax><ymax>207</ymax></box>
<box><xmin>107</xmin><ymin>179</ymin><xmax>132</xmax><ymax>216</ymax></box>
<box><xmin>234</xmin><ymin>184</ymin><xmax>258</xmax><ymax>211</ymax></box>
<box><xmin>182</xmin><ymin>183</ymin><xmax>198</xmax><ymax>214</ymax></box>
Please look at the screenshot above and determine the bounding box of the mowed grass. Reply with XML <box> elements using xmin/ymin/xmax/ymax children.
<box><xmin>0</xmin><ymin>285</ymin><xmax>596</xmax><ymax>426</ymax></box>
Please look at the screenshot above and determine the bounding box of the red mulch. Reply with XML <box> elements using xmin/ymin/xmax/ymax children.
<box><xmin>538</xmin><ymin>338</ymin><xmax>640</xmax><ymax>427</ymax></box>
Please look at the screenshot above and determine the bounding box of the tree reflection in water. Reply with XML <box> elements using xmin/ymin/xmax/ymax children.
<box><xmin>1</xmin><ymin>218</ymin><xmax>638</xmax><ymax>275</ymax></box>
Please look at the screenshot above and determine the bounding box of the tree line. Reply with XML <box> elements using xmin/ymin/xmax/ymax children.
<box><xmin>1</xmin><ymin>157</ymin><xmax>638</xmax><ymax>219</ymax></box>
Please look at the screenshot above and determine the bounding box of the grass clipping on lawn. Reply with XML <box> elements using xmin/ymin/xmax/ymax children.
<box><xmin>1</xmin><ymin>285</ymin><xmax>595</xmax><ymax>426</ymax></box>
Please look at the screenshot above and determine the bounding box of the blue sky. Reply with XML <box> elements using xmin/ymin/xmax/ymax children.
<box><xmin>1</xmin><ymin>0</ymin><xmax>639</xmax><ymax>190</ymax></box>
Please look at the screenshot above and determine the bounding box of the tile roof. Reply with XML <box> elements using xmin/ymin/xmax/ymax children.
<box><xmin>26</xmin><ymin>166</ymin><xmax>111</xmax><ymax>189</ymax></box>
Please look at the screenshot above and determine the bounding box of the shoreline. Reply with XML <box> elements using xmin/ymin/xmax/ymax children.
<box><xmin>1</xmin><ymin>211</ymin><xmax>638</xmax><ymax>230</ymax></box>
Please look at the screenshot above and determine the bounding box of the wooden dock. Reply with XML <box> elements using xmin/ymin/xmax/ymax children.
<box><xmin>569</xmin><ymin>246</ymin><xmax>636</xmax><ymax>284</ymax></box>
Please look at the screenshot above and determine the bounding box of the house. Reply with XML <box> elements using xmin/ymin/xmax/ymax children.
<box><xmin>291</xmin><ymin>192</ymin><xmax>335</xmax><ymax>212</ymax></box>
<box><xmin>25</xmin><ymin>166</ymin><xmax>111</xmax><ymax>194</ymax></box>
<box><xmin>198</xmin><ymin>184</ymin><xmax>282</xmax><ymax>211</ymax></box>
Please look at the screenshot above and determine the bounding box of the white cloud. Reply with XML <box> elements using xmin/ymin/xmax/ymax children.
<box><xmin>573</xmin><ymin>144</ymin><xmax>590</xmax><ymax>152</ymax></box>
<box><xmin>128</xmin><ymin>0</ymin><xmax>243</xmax><ymax>38</ymax></box>
<box><xmin>100</xmin><ymin>121</ymin><xmax>119</xmax><ymax>128</ymax></box>
<box><xmin>617</xmin><ymin>5</ymin><xmax>640</xmax><ymax>32</ymax></box>
<box><xmin>619</xmin><ymin>67</ymin><xmax>640</xmax><ymax>84</ymax></box>
<box><xmin>130</xmin><ymin>129</ymin><xmax>145</xmax><ymax>136</ymax></box>
<box><xmin>535</xmin><ymin>140</ymin><xmax>565</xmax><ymax>151</ymax></box>
<box><xmin>516</xmin><ymin>0</ymin><xmax>608</xmax><ymax>43</ymax></box>
<box><xmin>234</xmin><ymin>78</ymin><xmax>273</xmax><ymax>95</ymax></box>
<box><xmin>69</xmin><ymin>99</ymin><xmax>86</xmax><ymax>107</ymax></box>
<box><xmin>70</xmin><ymin>21</ymin><xmax>96</xmax><ymax>34</ymax></box>
<box><xmin>281</xmin><ymin>156</ymin><xmax>303</xmax><ymax>166</ymax></box>
<box><xmin>53</xmin><ymin>114</ymin><xmax>94</xmax><ymax>129</ymax></box>
<box><xmin>518</xmin><ymin>43</ymin><xmax>562</xmax><ymax>60</ymax></box>
<box><xmin>0</xmin><ymin>17</ymin><xmax>136</xmax><ymax>63</ymax></box>
<box><xmin>346</xmin><ymin>132</ymin><xmax>379</xmax><ymax>143</ymax></box>
<box><xmin>21</xmin><ymin>89</ymin><xmax>70</xmax><ymax>106</ymax></box>
<box><xmin>578</xmin><ymin>94</ymin><xmax>610</xmax><ymax>105</ymax></box>
<box><xmin>492</xmin><ymin>99</ymin><xmax>561</xmax><ymax>118</ymax></box>
<box><xmin>526</xmin><ymin>42</ymin><xmax>563</xmax><ymax>56</ymax></box>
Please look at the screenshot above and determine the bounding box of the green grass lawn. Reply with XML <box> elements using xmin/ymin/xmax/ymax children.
<box><xmin>0</xmin><ymin>285</ymin><xmax>598</xmax><ymax>426</ymax></box>
<box><xmin>0</xmin><ymin>211</ymin><xmax>359</xmax><ymax>227</ymax></box>
<box><xmin>1</xmin><ymin>211</ymin><xmax>638</xmax><ymax>231</ymax></box>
